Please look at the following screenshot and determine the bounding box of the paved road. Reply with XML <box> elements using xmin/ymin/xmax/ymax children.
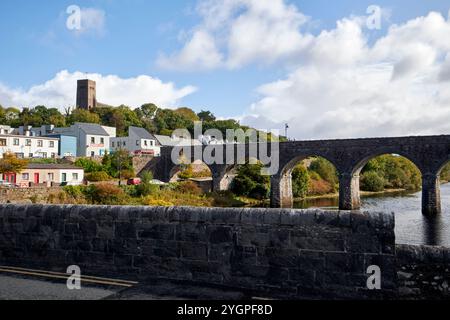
<box><xmin>0</xmin><ymin>274</ymin><xmax>120</xmax><ymax>300</ymax></box>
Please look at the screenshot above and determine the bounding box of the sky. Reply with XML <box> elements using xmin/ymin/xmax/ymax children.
<box><xmin>0</xmin><ymin>0</ymin><xmax>450</xmax><ymax>139</ymax></box>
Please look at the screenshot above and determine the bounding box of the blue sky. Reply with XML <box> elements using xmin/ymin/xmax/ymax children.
<box><xmin>1</xmin><ymin>0</ymin><xmax>450</xmax><ymax>139</ymax></box>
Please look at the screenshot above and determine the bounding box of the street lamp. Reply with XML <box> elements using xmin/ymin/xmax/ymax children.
<box><xmin>285</xmin><ymin>123</ymin><xmax>289</xmax><ymax>141</ymax></box>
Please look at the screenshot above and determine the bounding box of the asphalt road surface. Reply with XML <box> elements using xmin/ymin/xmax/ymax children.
<box><xmin>0</xmin><ymin>274</ymin><xmax>121</xmax><ymax>300</ymax></box>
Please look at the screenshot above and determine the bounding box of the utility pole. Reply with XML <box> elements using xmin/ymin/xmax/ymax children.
<box><xmin>117</xmin><ymin>148</ymin><xmax>122</xmax><ymax>186</ymax></box>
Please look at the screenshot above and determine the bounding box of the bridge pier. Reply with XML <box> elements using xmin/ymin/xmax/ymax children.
<box><xmin>339</xmin><ymin>173</ymin><xmax>360</xmax><ymax>210</ymax></box>
<box><xmin>210</xmin><ymin>164</ymin><xmax>234</xmax><ymax>192</ymax></box>
<box><xmin>422</xmin><ymin>173</ymin><xmax>441</xmax><ymax>215</ymax></box>
<box><xmin>271</xmin><ymin>173</ymin><xmax>293</xmax><ymax>208</ymax></box>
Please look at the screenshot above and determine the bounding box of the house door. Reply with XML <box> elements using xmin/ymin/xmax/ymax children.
<box><xmin>34</xmin><ymin>173</ymin><xmax>40</xmax><ymax>184</ymax></box>
<box><xmin>3</xmin><ymin>173</ymin><xmax>16</xmax><ymax>183</ymax></box>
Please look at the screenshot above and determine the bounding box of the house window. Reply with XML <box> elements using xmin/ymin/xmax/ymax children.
<box><xmin>123</xmin><ymin>142</ymin><xmax>126</xmax><ymax>146</ymax></box>
<box><xmin>72</xmin><ymin>173</ymin><xmax>79</xmax><ymax>181</ymax></box>
<box><xmin>49</xmin><ymin>141</ymin><xmax>55</xmax><ymax>148</ymax></box>
<box><xmin>144</xmin><ymin>140</ymin><xmax>148</xmax><ymax>146</ymax></box>
<box><xmin>136</xmin><ymin>140</ymin><xmax>140</xmax><ymax>146</ymax></box>
<box><xmin>25</xmin><ymin>139</ymin><xmax>31</xmax><ymax>146</ymax></box>
<box><xmin>91</xmin><ymin>151</ymin><xmax>95</xmax><ymax>157</ymax></box>
<box><xmin>37</xmin><ymin>140</ymin><xmax>43</xmax><ymax>147</ymax></box>
<box><xmin>62</xmin><ymin>173</ymin><xmax>67</xmax><ymax>182</ymax></box>
<box><xmin>29</xmin><ymin>153</ymin><xmax>33</xmax><ymax>158</ymax></box>
<box><xmin>0</xmin><ymin>139</ymin><xmax>6</xmax><ymax>146</ymax></box>
<box><xmin>22</xmin><ymin>173</ymin><xmax>29</xmax><ymax>180</ymax></box>
<box><xmin>112</xmin><ymin>142</ymin><xmax>115</xmax><ymax>148</ymax></box>
<box><xmin>48</xmin><ymin>173</ymin><xmax>54</xmax><ymax>181</ymax></box>
<box><xmin>150</xmin><ymin>140</ymin><xmax>154</xmax><ymax>146</ymax></box>
<box><xmin>91</xmin><ymin>137</ymin><xmax>95</xmax><ymax>144</ymax></box>
<box><xmin>100</xmin><ymin>138</ymin><xmax>104</xmax><ymax>144</ymax></box>
<box><xmin>51</xmin><ymin>153</ymin><xmax>56</xmax><ymax>158</ymax></box>
<box><xmin>42</xmin><ymin>152</ymin><xmax>48</xmax><ymax>158</ymax></box>
<box><xmin>13</xmin><ymin>138</ymin><xmax>19</xmax><ymax>146</ymax></box>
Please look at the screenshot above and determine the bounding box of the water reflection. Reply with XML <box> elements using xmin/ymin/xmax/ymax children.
<box><xmin>293</xmin><ymin>184</ymin><xmax>450</xmax><ymax>247</ymax></box>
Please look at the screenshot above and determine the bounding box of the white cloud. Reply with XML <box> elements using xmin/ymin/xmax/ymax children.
<box><xmin>157</xmin><ymin>30</ymin><xmax>223</xmax><ymax>71</ymax></box>
<box><xmin>157</xmin><ymin>0</ymin><xmax>312</xmax><ymax>70</ymax></box>
<box><xmin>241</xmin><ymin>10</ymin><xmax>450</xmax><ymax>139</ymax></box>
<box><xmin>0</xmin><ymin>70</ymin><xmax>197</xmax><ymax>110</ymax></box>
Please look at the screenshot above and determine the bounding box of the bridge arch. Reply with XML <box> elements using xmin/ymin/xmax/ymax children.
<box><xmin>271</xmin><ymin>154</ymin><xmax>340</xmax><ymax>208</ymax></box>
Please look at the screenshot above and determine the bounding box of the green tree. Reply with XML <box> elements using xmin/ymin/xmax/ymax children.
<box><xmin>175</xmin><ymin>107</ymin><xmax>199</xmax><ymax>122</ymax></box>
<box><xmin>360</xmin><ymin>171</ymin><xmax>385</xmax><ymax>192</ymax></box>
<box><xmin>68</xmin><ymin>109</ymin><xmax>101</xmax><ymax>124</ymax></box>
<box><xmin>292</xmin><ymin>164</ymin><xmax>310</xmax><ymax>198</ymax></box>
<box><xmin>309</xmin><ymin>157</ymin><xmax>338</xmax><ymax>189</ymax></box>
<box><xmin>102</xmin><ymin>149</ymin><xmax>133</xmax><ymax>179</ymax></box>
<box><xmin>74</xmin><ymin>158</ymin><xmax>103</xmax><ymax>173</ymax></box>
<box><xmin>231</xmin><ymin>163</ymin><xmax>270</xmax><ymax>200</ymax></box>
<box><xmin>197</xmin><ymin>110</ymin><xmax>216</xmax><ymax>122</ymax></box>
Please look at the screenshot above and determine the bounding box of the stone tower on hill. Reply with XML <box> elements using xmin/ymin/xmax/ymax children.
<box><xmin>76</xmin><ymin>79</ymin><xmax>97</xmax><ymax>110</ymax></box>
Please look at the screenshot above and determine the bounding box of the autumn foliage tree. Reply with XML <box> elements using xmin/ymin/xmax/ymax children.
<box><xmin>0</xmin><ymin>152</ymin><xmax>29</xmax><ymax>175</ymax></box>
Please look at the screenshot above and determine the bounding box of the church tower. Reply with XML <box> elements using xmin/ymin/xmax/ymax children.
<box><xmin>76</xmin><ymin>79</ymin><xmax>97</xmax><ymax>110</ymax></box>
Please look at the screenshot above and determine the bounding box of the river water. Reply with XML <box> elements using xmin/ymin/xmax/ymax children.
<box><xmin>294</xmin><ymin>183</ymin><xmax>450</xmax><ymax>247</ymax></box>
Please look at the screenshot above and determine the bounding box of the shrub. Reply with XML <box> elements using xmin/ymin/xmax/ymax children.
<box><xmin>360</xmin><ymin>171</ymin><xmax>385</xmax><ymax>192</ymax></box>
<box><xmin>292</xmin><ymin>164</ymin><xmax>310</xmax><ymax>198</ymax></box>
<box><xmin>231</xmin><ymin>163</ymin><xmax>270</xmax><ymax>199</ymax></box>
<box><xmin>87</xmin><ymin>183</ymin><xmax>129</xmax><ymax>205</ymax></box>
<box><xmin>308</xmin><ymin>179</ymin><xmax>335</xmax><ymax>196</ymax></box>
<box><xmin>85</xmin><ymin>171</ymin><xmax>111</xmax><ymax>182</ymax></box>
<box><xmin>309</xmin><ymin>157</ymin><xmax>338</xmax><ymax>187</ymax></box>
<box><xmin>178</xmin><ymin>165</ymin><xmax>194</xmax><ymax>179</ymax></box>
<box><xmin>120</xmin><ymin>169</ymin><xmax>135</xmax><ymax>180</ymax></box>
<box><xmin>136</xmin><ymin>171</ymin><xmax>159</xmax><ymax>197</ymax></box>
<box><xmin>145</xmin><ymin>199</ymin><xmax>174</xmax><ymax>206</ymax></box>
<box><xmin>175</xmin><ymin>181</ymin><xmax>203</xmax><ymax>195</ymax></box>
<box><xmin>75</xmin><ymin>158</ymin><xmax>103</xmax><ymax>173</ymax></box>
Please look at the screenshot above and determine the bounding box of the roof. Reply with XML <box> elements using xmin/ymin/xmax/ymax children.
<box><xmin>26</xmin><ymin>163</ymin><xmax>83</xmax><ymax>170</ymax></box>
<box><xmin>76</xmin><ymin>123</ymin><xmax>109</xmax><ymax>136</ymax></box>
<box><xmin>129</xmin><ymin>126</ymin><xmax>156</xmax><ymax>140</ymax></box>
<box><xmin>154</xmin><ymin>135</ymin><xmax>202</xmax><ymax>147</ymax></box>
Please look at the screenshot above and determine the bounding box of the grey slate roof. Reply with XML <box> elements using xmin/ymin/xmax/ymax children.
<box><xmin>76</xmin><ymin>123</ymin><xmax>109</xmax><ymax>136</ymax></box>
<box><xmin>154</xmin><ymin>134</ymin><xmax>202</xmax><ymax>147</ymax></box>
<box><xmin>27</xmin><ymin>163</ymin><xmax>83</xmax><ymax>170</ymax></box>
<box><xmin>129</xmin><ymin>126</ymin><xmax>156</xmax><ymax>140</ymax></box>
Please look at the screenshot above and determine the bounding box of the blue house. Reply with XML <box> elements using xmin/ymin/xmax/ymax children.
<box><xmin>45</xmin><ymin>134</ymin><xmax>77</xmax><ymax>157</ymax></box>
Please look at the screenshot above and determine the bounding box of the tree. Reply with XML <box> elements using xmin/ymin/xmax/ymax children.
<box><xmin>68</xmin><ymin>109</ymin><xmax>101</xmax><ymax>125</ymax></box>
<box><xmin>309</xmin><ymin>157</ymin><xmax>338</xmax><ymax>189</ymax></box>
<box><xmin>231</xmin><ymin>163</ymin><xmax>270</xmax><ymax>199</ymax></box>
<box><xmin>197</xmin><ymin>110</ymin><xmax>216</xmax><ymax>122</ymax></box>
<box><xmin>360</xmin><ymin>171</ymin><xmax>385</xmax><ymax>192</ymax></box>
<box><xmin>175</xmin><ymin>107</ymin><xmax>199</xmax><ymax>122</ymax></box>
<box><xmin>0</xmin><ymin>152</ymin><xmax>29</xmax><ymax>175</ymax></box>
<box><xmin>292</xmin><ymin>164</ymin><xmax>310</xmax><ymax>198</ymax></box>
<box><xmin>102</xmin><ymin>149</ymin><xmax>133</xmax><ymax>179</ymax></box>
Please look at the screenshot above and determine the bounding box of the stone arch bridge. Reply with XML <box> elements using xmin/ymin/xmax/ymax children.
<box><xmin>143</xmin><ymin>135</ymin><xmax>450</xmax><ymax>215</ymax></box>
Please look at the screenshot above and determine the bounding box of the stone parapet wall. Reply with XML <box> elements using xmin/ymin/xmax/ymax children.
<box><xmin>396</xmin><ymin>244</ymin><xmax>450</xmax><ymax>299</ymax></box>
<box><xmin>0</xmin><ymin>205</ymin><xmax>396</xmax><ymax>299</ymax></box>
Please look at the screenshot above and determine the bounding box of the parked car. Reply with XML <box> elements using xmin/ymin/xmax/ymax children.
<box><xmin>127</xmin><ymin>178</ymin><xmax>142</xmax><ymax>185</ymax></box>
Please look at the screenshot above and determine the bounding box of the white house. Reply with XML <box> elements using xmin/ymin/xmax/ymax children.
<box><xmin>53</xmin><ymin>122</ymin><xmax>116</xmax><ymax>157</ymax></box>
<box><xmin>0</xmin><ymin>133</ymin><xmax>59</xmax><ymax>159</ymax></box>
<box><xmin>2</xmin><ymin>163</ymin><xmax>84</xmax><ymax>187</ymax></box>
<box><xmin>154</xmin><ymin>134</ymin><xmax>202</xmax><ymax>147</ymax></box>
<box><xmin>111</xmin><ymin>126</ymin><xmax>161</xmax><ymax>156</ymax></box>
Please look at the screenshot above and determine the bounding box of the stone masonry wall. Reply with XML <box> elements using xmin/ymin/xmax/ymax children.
<box><xmin>0</xmin><ymin>187</ymin><xmax>63</xmax><ymax>204</ymax></box>
<box><xmin>0</xmin><ymin>205</ymin><xmax>396</xmax><ymax>299</ymax></box>
<box><xmin>396</xmin><ymin>244</ymin><xmax>450</xmax><ymax>299</ymax></box>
